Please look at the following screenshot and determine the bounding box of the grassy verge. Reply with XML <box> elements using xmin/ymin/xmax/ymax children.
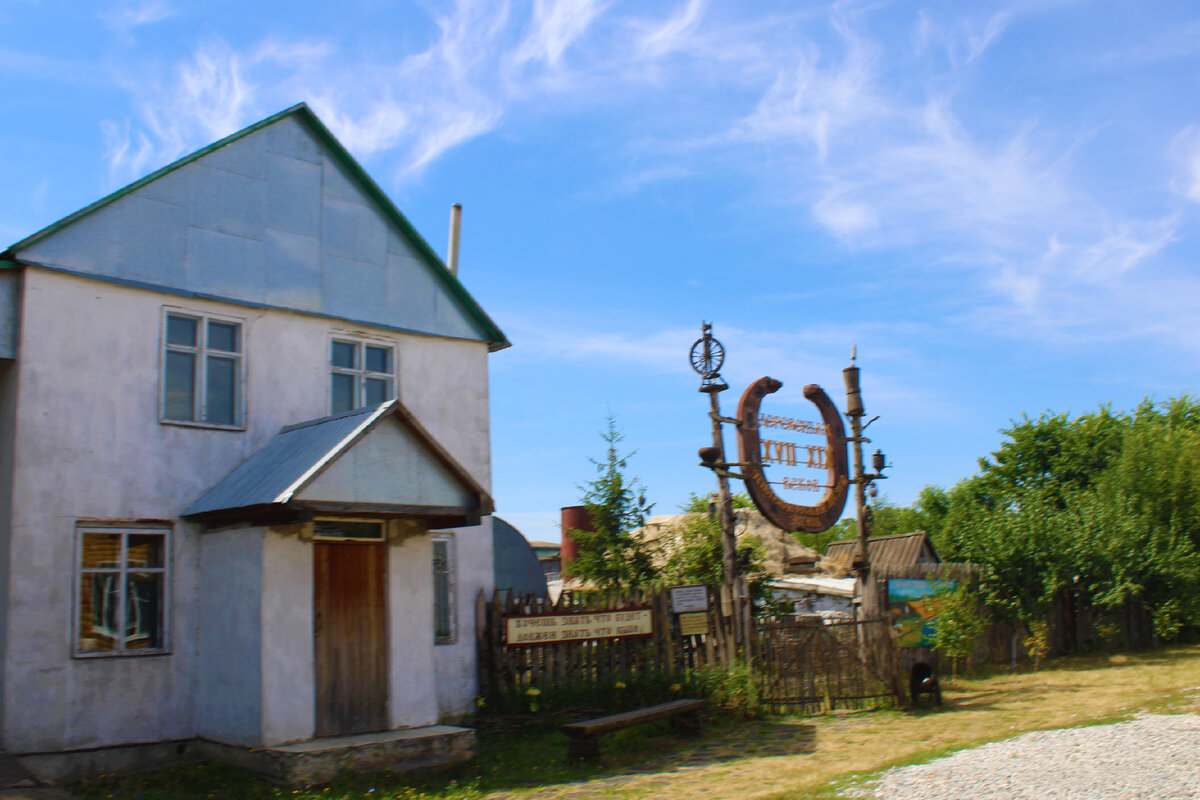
<box><xmin>72</xmin><ymin>645</ymin><xmax>1200</xmax><ymax>800</ymax></box>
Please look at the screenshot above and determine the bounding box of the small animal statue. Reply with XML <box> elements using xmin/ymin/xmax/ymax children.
<box><xmin>910</xmin><ymin>662</ymin><xmax>942</xmax><ymax>706</ymax></box>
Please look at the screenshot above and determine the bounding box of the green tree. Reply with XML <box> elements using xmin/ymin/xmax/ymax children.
<box><xmin>659</xmin><ymin>493</ymin><xmax>775</xmax><ymax>604</ymax></box>
<box><xmin>932</xmin><ymin>582</ymin><xmax>988</xmax><ymax>678</ymax></box>
<box><xmin>566</xmin><ymin>416</ymin><xmax>657</xmax><ymax>592</ymax></box>
<box><xmin>934</xmin><ymin>396</ymin><xmax>1200</xmax><ymax>645</ymax></box>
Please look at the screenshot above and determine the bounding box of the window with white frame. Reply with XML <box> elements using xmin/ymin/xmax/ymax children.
<box><xmin>76</xmin><ymin>526</ymin><xmax>169</xmax><ymax>656</ymax></box>
<box><xmin>162</xmin><ymin>311</ymin><xmax>243</xmax><ymax>427</ymax></box>
<box><xmin>329</xmin><ymin>337</ymin><xmax>395</xmax><ymax>414</ymax></box>
<box><xmin>432</xmin><ymin>534</ymin><xmax>456</xmax><ymax>644</ymax></box>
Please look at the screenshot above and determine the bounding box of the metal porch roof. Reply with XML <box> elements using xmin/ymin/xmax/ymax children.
<box><xmin>183</xmin><ymin>399</ymin><xmax>492</xmax><ymax>524</ymax></box>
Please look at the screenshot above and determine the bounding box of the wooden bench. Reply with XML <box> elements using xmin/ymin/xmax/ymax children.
<box><xmin>562</xmin><ymin>698</ymin><xmax>706</xmax><ymax>762</ymax></box>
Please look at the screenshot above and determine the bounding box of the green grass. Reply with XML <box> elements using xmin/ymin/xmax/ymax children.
<box><xmin>71</xmin><ymin>645</ymin><xmax>1200</xmax><ymax>800</ymax></box>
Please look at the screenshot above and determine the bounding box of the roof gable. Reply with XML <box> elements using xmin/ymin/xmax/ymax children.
<box><xmin>184</xmin><ymin>400</ymin><xmax>493</xmax><ymax>528</ymax></box>
<box><xmin>3</xmin><ymin>104</ymin><xmax>507</xmax><ymax>351</ymax></box>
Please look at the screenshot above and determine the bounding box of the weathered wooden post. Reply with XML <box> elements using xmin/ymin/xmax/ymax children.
<box><xmin>689</xmin><ymin>324</ymin><xmax>749</xmax><ymax>652</ymax></box>
<box><xmin>842</xmin><ymin>350</ymin><xmax>905</xmax><ymax>706</ymax></box>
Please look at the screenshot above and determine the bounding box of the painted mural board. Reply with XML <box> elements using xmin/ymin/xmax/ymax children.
<box><xmin>888</xmin><ymin>578</ymin><xmax>956</xmax><ymax>648</ymax></box>
<box><xmin>505</xmin><ymin>608</ymin><xmax>653</xmax><ymax>646</ymax></box>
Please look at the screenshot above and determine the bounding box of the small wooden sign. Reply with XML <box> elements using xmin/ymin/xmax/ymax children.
<box><xmin>678</xmin><ymin>612</ymin><xmax>708</xmax><ymax>636</ymax></box>
<box><xmin>670</xmin><ymin>584</ymin><xmax>709</xmax><ymax>613</ymax></box>
<box><xmin>505</xmin><ymin>608</ymin><xmax>652</xmax><ymax>646</ymax></box>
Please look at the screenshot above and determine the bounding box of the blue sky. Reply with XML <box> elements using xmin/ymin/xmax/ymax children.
<box><xmin>4</xmin><ymin>0</ymin><xmax>1200</xmax><ymax>544</ymax></box>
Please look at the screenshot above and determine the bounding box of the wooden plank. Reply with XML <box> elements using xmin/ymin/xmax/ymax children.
<box><xmin>563</xmin><ymin>699</ymin><xmax>706</xmax><ymax>736</ymax></box>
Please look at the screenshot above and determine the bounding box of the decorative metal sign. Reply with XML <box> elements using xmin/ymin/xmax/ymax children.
<box><xmin>504</xmin><ymin>608</ymin><xmax>653</xmax><ymax>646</ymax></box>
<box><xmin>736</xmin><ymin>378</ymin><xmax>850</xmax><ymax>532</ymax></box>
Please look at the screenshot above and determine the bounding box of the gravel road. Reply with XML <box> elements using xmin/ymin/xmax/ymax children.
<box><xmin>850</xmin><ymin>713</ymin><xmax>1200</xmax><ymax>800</ymax></box>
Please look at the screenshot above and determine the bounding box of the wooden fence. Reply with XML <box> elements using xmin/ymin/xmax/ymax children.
<box><xmin>475</xmin><ymin>586</ymin><xmax>739</xmax><ymax>699</ymax></box>
<box><xmin>753</xmin><ymin>617</ymin><xmax>895</xmax><ymax>713</ymax></box>
<box><xmin>478</xmin><ymin>585</ymin><xmax>901</xmax><ymax>713</ymax></box>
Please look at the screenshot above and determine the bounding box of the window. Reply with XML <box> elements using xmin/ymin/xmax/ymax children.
<box><xmin>162</xmin><ymin>311</ymin><xmax>243</xmax><ymax>427</ymax></box>
<box><xmin>76</xmin><ymin>527</ymin><xmax>169</xmax><ymax>656</ymax></box>
<box><xmin>432</xmin><ymin>535</ymin><xmax>456</xmax><ymax>644</ymax></box>
<box><xmin>330</xmin><ymin>338</ymin><xmax>395</xmax><ymax>415</ymax></box>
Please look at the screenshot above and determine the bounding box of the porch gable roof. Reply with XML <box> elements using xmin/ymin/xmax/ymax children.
<box><xmin>183</xmin><ymin>399</ymin><xmax>493</xmax><ymax>528</ymax></box>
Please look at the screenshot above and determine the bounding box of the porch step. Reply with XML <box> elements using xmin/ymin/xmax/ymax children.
<box><xmin>196</xmin><ymin>725</ymin><xmax>475</xmax><ymax>786</ymax></box>
<box><xmin>0</xmin><ymin>750</ymin><xmax>74</xmax><ymax>800</ymax></box>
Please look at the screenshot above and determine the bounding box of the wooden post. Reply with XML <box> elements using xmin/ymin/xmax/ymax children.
<box><xmin>843</xmin><ymin>357</ymin><xmax>905</xmax><ymax>707</ymax></box>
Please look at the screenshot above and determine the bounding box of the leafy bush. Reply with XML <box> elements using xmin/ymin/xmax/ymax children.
<box><xmin>690</xmin><ymin>659</ymin><xmax>764</xmax><ymax>719</ymax></box>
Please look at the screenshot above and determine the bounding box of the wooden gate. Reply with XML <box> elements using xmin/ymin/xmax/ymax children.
<box><xmin>314</xmin><ymin>541</ymin><xmax>388</xmax><ymax>737</ymax></box>
<box><xmin>753</xmin><ymin>617</ymin><xmax>894</xmax><ymax>713</ymax></box>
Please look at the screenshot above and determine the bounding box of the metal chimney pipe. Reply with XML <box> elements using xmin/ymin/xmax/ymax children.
<box><xmin>447</xmin><ymin>203</ymin><xmax>462</xmax><ymax>277</ymax></box>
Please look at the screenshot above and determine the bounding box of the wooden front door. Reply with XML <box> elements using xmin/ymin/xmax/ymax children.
<box><xmin>314</xmin><ymin>541</ymin><xmax>388</xmax><ymax>737</ymax></box>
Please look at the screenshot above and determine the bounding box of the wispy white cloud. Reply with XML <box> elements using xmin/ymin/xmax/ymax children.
<box><xmin>100</xmin><ymin>0</ymin><xmax>175</xmax><ymax>30</ymax></box>
<box><xmin>1169</xmin><ymin>125</ymin><xmax>1200</xmax><ymax>203</ymax></box>
<box><xmin>633</xmin><ymin>0</ymin><xmax>706</xmax><ymax>60</ymax></box>
<box><xmin>94</xmin><ymin>0</ymin><xmax>1197</xmax><ymax>361</ymax></box>
<box><xmin>514</xmin><ymin>0</ymin><xmax>610</xmax><ymax>68</ymax></box>
<box><xmin>104</xmin><ymin>37</ymin><xmax>284</xmax><ymax>179</ymax></box>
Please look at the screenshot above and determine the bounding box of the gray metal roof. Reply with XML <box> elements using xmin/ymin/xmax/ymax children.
<box><xmin>492</xmin><ymin>518</ymin><xmax>550</xmax><ymax>599</ymax></box>
<box><xmin>184</xmin><ymin>402</ymin><xmax>393</xmax><ymax>517</ymax></box>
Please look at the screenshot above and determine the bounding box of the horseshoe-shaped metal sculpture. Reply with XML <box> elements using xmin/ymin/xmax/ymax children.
<box><xmin>736</xmin><ymin>378</ymin><xmax>849</xmax><ymax>533</ymax></box>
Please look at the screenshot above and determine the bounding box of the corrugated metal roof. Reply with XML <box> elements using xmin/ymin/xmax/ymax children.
<box><xmin>184</xmin><ymin>402</ymin><xmax>392</xmax><ymax>517</ymax></box>
<box><xmin>824</xmin><ymin>531</ymin><xmax>939</xmax><ymax>566</ymax></box>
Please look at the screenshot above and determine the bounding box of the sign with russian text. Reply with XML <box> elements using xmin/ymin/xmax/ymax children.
<box><xmin>737</xmin><ymin>378</ymin><xmax>850</xmax><ymax>533</ymax></box>
<box><xmin>505</xmin><ymin>608</ymin><xmax>653</xmax><ymax>646</ymax></box>
<box><xmin>670</xmin><ymin>584</ymin><xmax>709</xmax><ymax>613</ymax></box>
<box><xmin>678</xmin><ymin>612</ymin><xmax>708</xmax><ymax>636</ymax></box>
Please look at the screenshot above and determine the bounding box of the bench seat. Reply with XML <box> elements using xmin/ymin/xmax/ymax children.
<box><xmin>563</xmin><ymin>698</ymin><xmax>705</xmax><ymax>761</ymax></box>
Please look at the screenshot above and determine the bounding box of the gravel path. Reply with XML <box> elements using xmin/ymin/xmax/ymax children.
<box><xmin>850</xmin><ymin>713</ymin><xmax>1200</xmax><ymax>800</ymax></box>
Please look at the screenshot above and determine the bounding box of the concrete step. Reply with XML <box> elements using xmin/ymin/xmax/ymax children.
<box><xmin>0</xmin><ymin>751</ymin><xmax>74</xmax><ymax>800</ymax></box>
<box><xmin>196</xmin><ymin>725</ymin><xmax>476</xmax><ymax>786</ymax></box>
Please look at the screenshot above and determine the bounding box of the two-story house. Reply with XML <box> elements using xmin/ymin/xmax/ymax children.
<box><xmin>0</xmin><ymin>103</ymin><xmax>508</xmax><ymax>784</ymax></box>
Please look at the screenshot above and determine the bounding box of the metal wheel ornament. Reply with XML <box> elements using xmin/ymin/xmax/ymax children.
<box><xmin>689</xmin><ymin>334</ymin><xmax>725</xmax><ymax>379</ymax></box>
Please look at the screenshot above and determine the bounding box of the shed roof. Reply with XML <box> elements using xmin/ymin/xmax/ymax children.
<box><xmin>184</xmin><ymin>399</ymin><xmax>492</xmax><ymax>528</ymax></box>
<box><xmin>824</xmin><ymin>531</ymin><xmax>940</xmax><ymax>567</ymax></box>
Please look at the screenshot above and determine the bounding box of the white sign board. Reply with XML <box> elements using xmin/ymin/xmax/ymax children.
<box><xmin>505</xmin><ymin>609</ymin><xmax>652</xmax><ymax>646</ymax></box>
<box><xmin>670</xmin><ymin>585</ymin><xmax>709</xmax><ymax>614</ymax></box>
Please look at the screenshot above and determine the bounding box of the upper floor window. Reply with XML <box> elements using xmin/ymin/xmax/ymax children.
<box><xmin>330</xmin><ymin>338</ymin><xmax>395</xmax><ymax>414</ymax></box>
<box><xmin>163</xmin><ymin>311</ymin><xmax>243</xmax><ymax>427</ymax></box>
<box><xmin>76</xmin><ymin>526</ymin><xmax>169</xmax><ymax>656</ymax></box>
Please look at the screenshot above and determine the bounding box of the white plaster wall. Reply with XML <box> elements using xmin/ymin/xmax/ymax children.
<box><xmin>399</xmin><ymin>336</ymin><xmax>492</xmax><ymax>493</ymax></box>
<box><xmin>0</xmin><ymin>270</ymin><xmax>19</xmax><ymax>359</ymax></box>
<box><xmin>0</xmin><ymin>357</ymin><xmax>17</xmax><ymax>741</ymax></box>
<box><xmin>433</xmin><ymin>517</ymin><xmax>495</xmax><ymax>720</ymax></box>
<box><xmin>196</xmin><ymin>528</ymin><xmax>263</xmax><ymax>746</ymax></box>
<box><xmin>3</xmin><ymin>268</ymin><xmax>492</xmax><ymax>752</ymax></box>
<box><xmin>387</xmin><ymin>533</ymin><xmax>437</xmax><ymax>728</ymax></box>
<box><xmin>260</xmin><ymin>529</ymin><xmax>313</xmax><ymax>746</ymax></box>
